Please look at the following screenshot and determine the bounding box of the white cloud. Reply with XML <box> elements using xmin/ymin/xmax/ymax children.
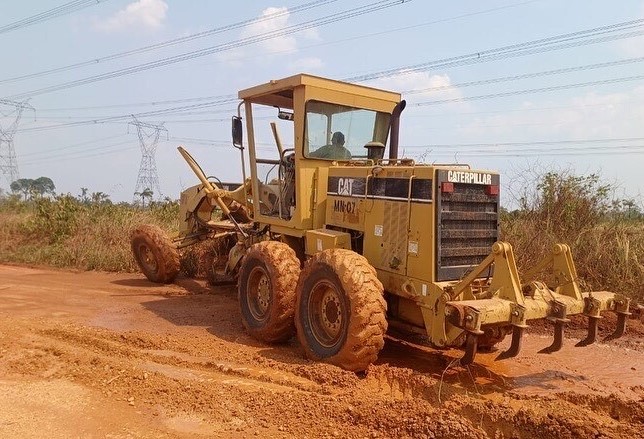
<box><xmin>369</xmin><ymin>71</ymin><xmax>466</xmax><ymax>103</ymax></box>
<box><xmin>94</xmin><ymin>0</ymin><xmax>168</xmax><ymax>32</ymax></box>
<box><xmin>240</xmin><ymin>6</ymin><xmax>319</xmax><ymax>55</ymax></box>
<box><xmin>242</xmin><ymin>7</ymin><xmax>296</xmax><ymax>53</ymax></box>
<box><xmin>460</xmin><ymin>86</ymin><xmax>644</xmax><ymax>140</ymax></box>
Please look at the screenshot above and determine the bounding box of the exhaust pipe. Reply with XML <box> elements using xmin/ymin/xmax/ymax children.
<box><xmin>388</xmin><ymin>100</ymin><xmax>406</xmax><ymax>160</ymax></box>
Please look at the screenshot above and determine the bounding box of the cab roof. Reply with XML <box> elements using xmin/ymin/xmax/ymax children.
<box><xmin>237</xmin><ymin>73</ymin><xmax>401</xmax><ymax>108</ymax></box>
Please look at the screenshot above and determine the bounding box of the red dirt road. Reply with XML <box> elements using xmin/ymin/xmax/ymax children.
<box><xmin>0</xmin><ymin>264</ymin><xmax>642</xmax><ymax>438</ymax></box>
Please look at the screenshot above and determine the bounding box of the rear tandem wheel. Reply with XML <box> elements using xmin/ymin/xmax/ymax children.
<box><xmin>238</xmin><ymin>241</ymin><xmax>301</xmax><ymax>343</ymax></box>
<box><xmin>295</xmin><ymin>249</ymin><xmax>387</xmax><ymax>372</ymax></box>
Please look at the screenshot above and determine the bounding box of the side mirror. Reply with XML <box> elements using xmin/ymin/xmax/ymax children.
<box><xmin>232</xmin><ymin>116</ymin><xmax>243</xmax><ymax>148</ymax></box>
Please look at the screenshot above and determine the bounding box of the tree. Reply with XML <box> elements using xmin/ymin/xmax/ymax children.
<box><xmin>10</xmin><ymin>178</ymin><xmax>33</xmax><ymax>201</ymax></box>
<box><xmin>134</xmin><ymin>188</ymin><xmax>153</xmax><ymax>207</ymax></box>
<box><xmin>32</xmin><ymin>176</ymin><xmax>55</xmax><ymax>196</ymax></box>
<box><xmin>79</xmin><ymin>187</ymin><xmax>89</xmax><ymax>204</ymax></box>
<box><xmin>10</xmin><ymin>177</ymin><xmax>55</xmax><ymax>200</ymax></box>
<box><xmin>91</xmin><ymin>191</ymin><xmax>111</xmax><ymax>204</ymax></box>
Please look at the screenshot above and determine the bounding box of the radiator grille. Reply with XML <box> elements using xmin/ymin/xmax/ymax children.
<box><xmin>436</xmin><ymin>171</ymin><xmax>500</xmax><ymax>281</ymax></box>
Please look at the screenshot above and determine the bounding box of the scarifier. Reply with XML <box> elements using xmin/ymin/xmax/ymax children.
<box><xmin>131</xmin><ymin>74</ymin><xmax>631</xmax><ymax>371</ymax></box>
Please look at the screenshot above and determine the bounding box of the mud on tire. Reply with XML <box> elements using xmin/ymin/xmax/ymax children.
<box><xmin>295</xmin><ymin>249</ymin><xmax>387</xmax><ymax>372</ymax></box>
<box><xmin>238</xmin><ymin>241</ymin><xmax>301</xmax><ymax>343</ymax></box>
<box><xmin>130</xmin><ymin>224</ymin><xmax>180</xmax><ymax>283</ymax></box>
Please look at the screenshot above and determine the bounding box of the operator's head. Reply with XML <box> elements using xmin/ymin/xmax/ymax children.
<box><xmin>331</xmin><ymin>131</ymin><xmax>345</xmax><ymax>146</ymax></box>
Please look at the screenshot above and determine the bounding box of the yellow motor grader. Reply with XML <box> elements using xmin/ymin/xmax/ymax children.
<box><xmin>131</xmin><ymin>74</ymin><xmax>631</xmax><ymax>371</ymax></box>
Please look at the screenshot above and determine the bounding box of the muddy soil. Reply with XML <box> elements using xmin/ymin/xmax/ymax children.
<box><xmin>0</xmin><ymin>264</ymin><xmax>642</xmax><ymax>438</ymax></box>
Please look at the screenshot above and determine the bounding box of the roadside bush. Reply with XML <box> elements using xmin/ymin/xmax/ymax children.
<box><xmin>502</xmin><ymin>171</ymin><xmax>643</xmax><ymax>302</ymax></box>
<box><xmin>0</xmin><ymin>195</ymin><xmax>179</xmax><ymax>272</ymax></box>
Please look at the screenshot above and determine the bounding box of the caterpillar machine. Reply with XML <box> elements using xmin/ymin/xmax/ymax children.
<box><xmin>131</xmin><ymin>74</ymin><xmax>631</xmax><ymax>371</ymax></box>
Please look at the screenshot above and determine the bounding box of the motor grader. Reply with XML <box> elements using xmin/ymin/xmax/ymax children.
<box><xmin>131</xmin><ymin>74</ymin><xmax>631</xmax><ymax>371</ymax></box>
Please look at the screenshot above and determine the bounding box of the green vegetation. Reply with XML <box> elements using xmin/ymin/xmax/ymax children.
<box><xmin>0</xmin><ymin>192</ymin><xmax>179</xmax><ymax>272</ymax></box>
<box><xmin>0</xmin><ymin>171</ymin><xmax>642</xmax><ymax>301</ymax></box>
<box><xmin>502</xmin><ymin>171</ymin><xmax>643</xmax><ymax>302</ymax></box>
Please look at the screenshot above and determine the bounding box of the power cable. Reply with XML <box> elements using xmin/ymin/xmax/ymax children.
<box><xmin>16</xmin><ymin>134</ymin><xmax>128</xmax><ymax>157</ymax></box>
<box><xmin>0</xmin><ymin>0</ymin><xmax>337</xmax><ymax>85</ymax></box>
<box><xmin>0</xmin><ymin>1</ymin><xmax>110</xmax><ymax>35</ymax></box>
<box><xmin>403</xmin><ymin>56</ymin><xmax>644</xmax><ymax>95</ymax></box>
<box><xmin>413</xmin><ymin>73</ymin><xmax>644</xmax><ymax>106</ymax></box>
<box><xmin>403</xmin><ymin>136</ymin><xmax>644</xmax><ymax>149</ymax></box>
<box><xmin>6</xmin><ymin>0</ymin><xmax>410</xmax><ymax>99</ymax></box>
<box><xmin>347</xmin><ymin>19</ymin><xmax>644</xmax><ymax>82</ymax></box>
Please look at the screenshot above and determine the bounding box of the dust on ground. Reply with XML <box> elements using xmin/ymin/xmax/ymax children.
<box><xmin>0</xmin><ymin>264</ymin><xmax>642</xmax><ymax>438</ymax></box>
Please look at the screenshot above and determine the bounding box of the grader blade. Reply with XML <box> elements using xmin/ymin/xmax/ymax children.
<box><xmin>444</xmin><ymin>242</ymin><xmax>632</xmax><ymax>365</ymax></box>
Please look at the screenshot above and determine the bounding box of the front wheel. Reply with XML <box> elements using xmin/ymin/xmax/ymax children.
<box><xmin>130</xmin><ymin>224</ymin><xmax>180</xmax><ymax>283</ymax></box>
<box><xmin>295</xmin><ymin>249</ymin><xmax>387</xmax><ymax>372</ymax></box>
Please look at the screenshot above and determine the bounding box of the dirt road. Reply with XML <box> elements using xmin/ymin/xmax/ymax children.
<box><xmin>0</xmin><ymin>264</ymin><xmax>642</xmax><ymax>438</ymax></box>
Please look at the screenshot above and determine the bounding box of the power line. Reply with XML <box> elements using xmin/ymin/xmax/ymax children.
<box><xmin>403</xmin><ymin>56</ymin><xmax>644</xmax><ymax>95</ymax></box>
<box><xmin>35</xmin><ymin>94</ymin><xmax>236</xmax><ymax>112</ymax></box>
<box><xmin>0</xmin><ymin>0</ymin><xmax>337</xmax><ymax>85</ymax></box>
<box><xmin>417</xmin><ymin>146</ymin><xmax>644</xmax><ymax>158</ymax></box>
<box><xmin>0</xmin><ymin>1</ymin><xmax>110</xmax><ymax>35</ymax></box>
<box><xmin>6</xmin><ymin>0</ymin><xmax>410</xmax><ymax>100</ymax></box>
<box><xmin>21</xmin><ymin>143</ymin><xmax>138</xmax><ymax>166</ymax></box>
<box><xmin>403</xmin><ymin>136</ymin><xmax>644</xmax><ymax>149</ymax></box>
<box><xmin>413</xmin><ymin>73</ymin><xmax>644</xmax><ymax>106</ymax></box>
<box><xmin>19</xmin><ymin>139</ymin><xmax>134</xmax><ymax>164</ymax></box>
<box><xmin>16</xmin><ymin>134</ymin><xmax>127</xmax><ymax>158</ymax></box>
<box><xmin>347</xmin><ymin>19</ymin><xmax>644</xmax><ymax>83</ymax></box>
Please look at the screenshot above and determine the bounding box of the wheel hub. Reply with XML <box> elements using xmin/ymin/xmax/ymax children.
<box><xmin>256</xmin><ymin>276</ymin><xmax>270</xmax><ymax>313</ymax></box>
<box><xmin>321</xmin><ymin>290</ymin><xmax>342</xmax><ymax>337</ymax></box>
<box><xmin>247</xmin><ymin>266</ymin><xmax>271</xmax><ymax>320</ymax></box>
<box><xmin>139</xmin><ymin>244</ymin><xmax>157</xmax><ymax>272</ymax></box>
<box><xmin>308</xmin><ymin>280</ymin><xmax>345</xmax><ymax>348</ymax></box>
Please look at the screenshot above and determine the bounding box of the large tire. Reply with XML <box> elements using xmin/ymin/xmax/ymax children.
<box><xmin>130</xmin><ymin>224</ymin><xmax>180</xmax><ymax>283</ymax></box>
<box><xmin>295</xmin><ymin>249</ymin><xmax>387</xmax><ymax>372</ymax></box>
<box><xmin>238</xmin><ymin>241</ymin><xmax>301</xmax><ymax>343</ymax></box>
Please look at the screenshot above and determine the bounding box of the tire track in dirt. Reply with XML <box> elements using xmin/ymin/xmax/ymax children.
<box><xmin>1</xmin><ymin>265</ymin><xmax>642</xmax><ymax>438</ymax></box>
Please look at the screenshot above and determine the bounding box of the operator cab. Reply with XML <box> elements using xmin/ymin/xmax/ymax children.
<box><xmin>233</xmin><ymin>74</ymin><xmax>402</xmax><ymax>227</ymax></box>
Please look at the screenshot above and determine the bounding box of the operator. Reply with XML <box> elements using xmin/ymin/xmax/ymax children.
<box><xmin>309</xmin><ymin>131</ymin><xmax>352</xmax><ymax>160</ymax></box>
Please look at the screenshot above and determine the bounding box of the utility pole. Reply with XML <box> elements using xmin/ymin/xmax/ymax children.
<box><xmin>129</xmin><ymin>116</ymin><xmax>167</xmax><ymax>204</ymax></box>
<box><xmin>0</xmin><ymin>99</ymin><xmax>33</xmax><ymax>188</ymax></box>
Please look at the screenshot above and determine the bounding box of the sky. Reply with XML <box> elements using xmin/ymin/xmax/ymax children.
<box><xmin>0</xmin><ymin>0</ymin><xmax>643</xmax><ymax>207</ymax></box>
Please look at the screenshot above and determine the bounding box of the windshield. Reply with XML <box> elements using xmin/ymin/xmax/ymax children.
<box><xmin>304</xmin><ymin>100</ymin><xmax>391</xmax><ymax>160</ymax></box>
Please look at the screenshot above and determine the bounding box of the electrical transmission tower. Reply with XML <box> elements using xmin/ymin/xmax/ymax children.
<box><xmin>0</xmin><ymin>99</ymin><xmax>33</xmax><ymax>188</ymax></box>
<box><xmin>129</xmin><ymin>117</ymin><xmax>167</xmax><ymax>203</ymax></box>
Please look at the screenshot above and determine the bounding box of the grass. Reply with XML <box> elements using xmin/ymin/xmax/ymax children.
<box><xmin>0</xmin><ymin>171</ymin><xmax>642</xmax><ymax>303</ymax></box>
<box><xmin>0</xmin><ymin>194</ymin><xmax>179</xmax><ymax>272</ymax></box>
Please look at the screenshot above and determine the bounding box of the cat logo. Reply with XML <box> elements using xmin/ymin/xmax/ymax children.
<box><xmin>337</xmin><ymin>178</ymin><xmax>354</xmax><ymax>196</ymax></box>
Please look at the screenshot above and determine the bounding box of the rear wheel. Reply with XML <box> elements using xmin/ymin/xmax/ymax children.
<box><xmin>295</xmin><ymin>249</ymin><xmax>387</xmax><ymax>372</ymax></box>
<box><xmin>131</xmin><ymin>225</ymin><xmax>180</xmax><ymax>283</ymax></box>
<box><xmin>238</xmin><ymin>241</ymin><xmax>301</xmax><ymax>343</ymax></box>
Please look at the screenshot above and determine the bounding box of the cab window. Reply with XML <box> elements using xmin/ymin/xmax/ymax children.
<box><xmin>304</xmin><ymin>100</ymin><xmax>390</xmax><ymax>160</ymax></box>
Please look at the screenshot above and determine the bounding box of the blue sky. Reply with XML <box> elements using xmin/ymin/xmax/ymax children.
<box><xmin>0</xmin><ymin>0</ymin><xmax>643</xmax><ymax>206</ymax></box>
